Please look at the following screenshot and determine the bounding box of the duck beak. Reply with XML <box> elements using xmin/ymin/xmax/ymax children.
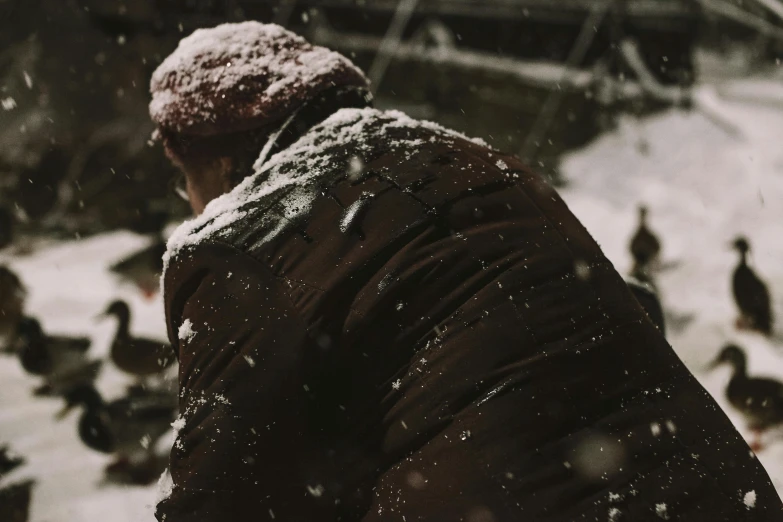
<box><xmin>54</xmin><ymin>403</ymin><xmax>76</xmax><ymax>421</ymax></box>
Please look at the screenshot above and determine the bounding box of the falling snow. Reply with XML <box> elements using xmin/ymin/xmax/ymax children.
<box><xmin>744</xmin><ymin>490</ymin><xmax>757</xmax><ymax>509</ymax></box>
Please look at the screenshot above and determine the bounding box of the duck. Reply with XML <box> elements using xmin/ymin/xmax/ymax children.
<box><xmin>15</xmin><ymin>317</ymin><xmax>91</xmax><ymax>377</ymax></box>
<box><xmin>100</xmin><ymin>300</ymin><xmax>175</xmax><ymax>377</ymax></box>
<box><xmin>14</xmin><ymin>317</ymin><xmax>102</xmax><ymax>398</ymax></box>
<box><xmin>109</xmin><ymin>238</ymin><xmax>166</xmax><ymax>299</ymax></box>
<box><xmin>711</xmin><ymin>344</ymin><xmax>783</xmax><ymax>451</ymax></box>
<box><xmin>732</xmin><ymin>237</ymin><xmax>773</xmax><ymax>335</ymax></box>
<box><xmin>0</xmin><ymin>265</ymin><xmax>25</xmax><ymax>350</ymax></box>
<box><xmin>629</xmin><ymin>205</ymin><xmax>661</xmax><ymax>277</ymax></box>
<box><xmin>60</xmin><ymin>384</ymin><xmax>177</xmax><ymax>478</ymax></box>
<box><xmin>0</xmin><ymin>479</ymin><xmax>35</xmax><ymax>522</ymax></box>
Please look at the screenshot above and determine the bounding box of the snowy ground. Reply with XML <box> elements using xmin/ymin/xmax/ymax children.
<box><xmin>560</xmin><ymin>75</ymin><xmax>783</xmax><ymax>491</ymax></box>
<box><xmin>0</xmin><ymin>232</ymin><xmax>172</xmax><ymax>521</ymax></box>
<box><xmin>2</xmin><ymin>74</ymin><xmax>783</xmax><ymax>520</ymax></box>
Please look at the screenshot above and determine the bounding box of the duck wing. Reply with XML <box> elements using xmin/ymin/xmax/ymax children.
<box><xmin>106</xmin><ymin>392</ymin><xmax>177</xmax><ymax>455</ymax></box>
<box><xmin>728</xmin><ymin>376</ymin><xmax>783</xmax><ymax>429</ymax></box>
<box><xmin>46</xmin><ymin>360</ymin><xmax>103</xmax><ymax>396</ymax></box>
<box><xmin>732</xmin><ymin>265</ymin><xmax>773</xmax><ymax>332</ymax></box>
<box><xmin>110</xmin><ymin>336</ymin><xmax>175</xmax><ymax>376</ymax></box>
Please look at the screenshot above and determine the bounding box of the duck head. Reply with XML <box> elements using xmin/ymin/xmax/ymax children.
<box><xmin>16</xmin><ymin>317</ymin><xmax>50</xmax><ymax>374</ymax></box>
<box><xmin>16</xmin><ymin>317</ymin><xmax>43</xmax><ymax>343</ymax></box>
<box><xmin>732</xmin><ymin>237</ymin><xmax>750</xmax><ymax>256</ymax></box>
<box><xmin>710</xmin><ymin>344</ymin><xmax>747</xmax><ymax>375</ymax></box>
<box><xmin>638</xmin><ymin>205</ymin><xmax>648</xmax><ymax>223</ymax></box>
<box><xmin>57</xmin><ymin>384</ymin><xmax>104</xmax><ymax>420</ymax></box>
<box><xmin>97</xmin><ymin>301</ymin><xmax>132</xmax><ymax>336</ymax></box>
<box><xmin>100</xmin><ymin>300</ymin><xmax>131</xmax><ymax>320</ymax></box>
<box><xmin>78</xmin><ymin>409</ymin><xmax>115</xmax><ymax>454</ymax></box>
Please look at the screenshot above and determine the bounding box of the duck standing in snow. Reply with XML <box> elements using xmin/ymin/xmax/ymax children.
<box><xmin>109</xmin><ymin>237</ymin><xmax>166</xmax><ymax>299</ymax></box>
<box><xmin>731</xmin><ymin>237</ymin><xmax>773</xmax><ymax>335</ymax></box>
<box><xmin>15</xmin><ymin>317</ymin><xmax>102</xmax><ymax>397</ymax></box>
<box><xmin>99</xmin><ymin>300</ymin><xmax>175</xmax><ymax>377</ymax></box>
<box><xmin>711</xmin><ymin>344</ymin><xmax>783</xmax><ymax>451</ymax></box>
<box><xmin>629</xmin><ymin>205</ymin><xmax>661</xmax><ymax>278</ymax></box>
<box><xmin>59</xmin><ymin>384</ymin><xmax>177</xmax><ymax>484</ymax></box>
<box><xmin>0</xmin><ymin>266</ymin><xmax>25</xmax><ymax>350</ymax></box>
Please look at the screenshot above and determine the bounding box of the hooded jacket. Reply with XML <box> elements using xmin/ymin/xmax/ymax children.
<box><xmin>156</xmin><ymin>107</ymin><xmax>782</xmax><ymax>522</ymax></box>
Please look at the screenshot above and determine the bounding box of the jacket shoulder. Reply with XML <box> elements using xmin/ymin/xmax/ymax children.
<box><xmin>162</xmin><ymin>108</ymin><xmax>498</xmax><ymax>264</ymax></box>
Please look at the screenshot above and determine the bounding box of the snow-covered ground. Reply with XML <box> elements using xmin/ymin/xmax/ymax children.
<box><xmin>0</xmin><ymin>232</ymin><xmax>172</xmax><ymax>521</ymax></box>
<box><xmin>2</xmin><ymin>73</ymin><xmax>783</xmax><ymax>520</ymax></box>
<box><xmin>560</xmin><ymin>76</ymin><xmax>783</xmax><ymax>490</ymax></box>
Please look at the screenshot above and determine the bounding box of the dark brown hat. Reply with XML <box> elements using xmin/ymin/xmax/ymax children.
<box><xmin>149</xmin><ymin>22</ymin><xmax>369</xmax><ymax>137</ymax></box>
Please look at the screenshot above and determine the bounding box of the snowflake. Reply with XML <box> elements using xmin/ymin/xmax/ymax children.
<box><xmin>178</xmin><ymin>319</ymin><xmax>197</xmax><ymax>342</ymax></box>
<box><xmin>392</xmin><ymin>379</ymin><xmax>401</xmax><ymax>390</ymax></box>
<box><xmin>744</xmin><ymin>490</ymin><xmax>756</xmax><ymax>509</ymax></box>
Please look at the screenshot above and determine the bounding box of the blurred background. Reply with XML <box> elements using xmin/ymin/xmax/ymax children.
<box><xmin>1</xmin><ymin>0</ymin><xmax>782</xmax><ymax>520</ymax></box>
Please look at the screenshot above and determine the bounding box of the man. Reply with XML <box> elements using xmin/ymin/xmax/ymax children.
<box><xmin>151</xmin><ymin>22</ymin><xmax>782</xmax><ymax>521</ymax></box>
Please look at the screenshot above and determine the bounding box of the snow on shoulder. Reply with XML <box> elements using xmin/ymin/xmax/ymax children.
<box><xmin>164</xmin><ymin>108</ymin><xmax>488</xmax><ymax>270</ymax></box>
<box><xmin>178</xmin><ymin>318</ymin><xmax>196</xmax><ymax>343</ymax></box>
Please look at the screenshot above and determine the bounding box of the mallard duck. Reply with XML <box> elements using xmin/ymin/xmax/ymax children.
<box><xmin>60</xmin><ymin>385</ymin><xmax>177</xmax><ymax>473</ymax></box>
<box><xmin>15</xmin><ymin>317</ymin><xmax>102</xmax><ymax>399</ymax></box>
<box><xmin>16</xmin><ymin>317</ymin><xmax>90</xmax><ymax>377</ymax></box>
<box><xmin>0</xmin><ymin>266</ymin><xmax>25</xmax><ymax>350</ymax></box>
<box><xmin>100</xmin><ymin>300</ymin><xmax>175</xmax><ymax>376</ymax></box>
<box><xmin>0</xmin><ymin>479</ymin><xmax>34</xmax><ymax>522</ymax></box>
<box><xmin>629</xmin><ymin>205</ymin><xmax>661</xmax><ymax>276</ymax></box>
<box><xmin>732</xmin><ymin>237</ymin><xmax>773</xmax><ymax>335</ymax></box>
<box><xmin>711</xmin><ymin>344</ymin><xmax>783</xmax><ymax>451</ymax></box>
<box><xmin>109</xmin><ymin>238</ymin><xmax>166</xmax><ymax>299</ymax></box>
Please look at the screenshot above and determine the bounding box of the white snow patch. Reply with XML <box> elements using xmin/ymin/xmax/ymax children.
<box><xmin>496</xmin><ymin>159</ymin><xmax>508</xmax><ymax>171</ymax></box>
<box><xmin>655</xmin><ymin>503</ymin><xmax>669</xmax><ymax>519</ymax></box>
<box><xmin>156</xmin><ymin>468</ymin><xmax>174</xmax><ymax>504</ymax></box>
<box><xmin>178</xmin><ymin>318</ymin><xmax>196</xmax><ymax>343</ymax></box>
<box><xmin>744</xmin><ymin>490</ymin><xmax>757</xmax><ymax>509</ymax></box>
<box><xmin>608</xmin><ymin>506</ymin><xmax>622</xmax><ymax>521</ymax></box>
<box><xmin>243</xmin><ymin>354</ymin><xmax>256</xmax><ymax>367</ymax></box>
<box><xmin>2</xmin><ymin>96</ymin><xmax>17</xmax><ymax>110</ymax></box>
<box><xmin>163</xmin><ymin>108</ymin><xmax>489</xmax><ymax>274</ymax></box>
<box><xmin>171</xmin><ymin>416</ymin><xmax>186</xmax><ymax>433</ymax></box>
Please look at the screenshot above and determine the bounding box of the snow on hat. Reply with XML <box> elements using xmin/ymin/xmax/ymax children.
<box><xmin>149</xmin><ymin>22</ymin><xmax>369</xmax><ymax>136</ymax></box>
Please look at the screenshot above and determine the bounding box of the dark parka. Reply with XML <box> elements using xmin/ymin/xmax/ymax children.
<box><xmin>157</xmin><ymin>108</ymin><xmax>783</xmax><ymax>522</ymax></box>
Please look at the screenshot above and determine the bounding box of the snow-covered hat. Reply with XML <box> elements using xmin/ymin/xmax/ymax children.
<box><xmin>149</xmin><ymin>22</ymin><xmax>369</xmax><ymax>136</ymax></box>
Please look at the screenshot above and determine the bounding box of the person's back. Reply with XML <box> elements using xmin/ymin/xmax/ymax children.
<box><xmin>152</xmin><ymin>22</ymin><xmax>783</xmax><ymax>522</ymax></box>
